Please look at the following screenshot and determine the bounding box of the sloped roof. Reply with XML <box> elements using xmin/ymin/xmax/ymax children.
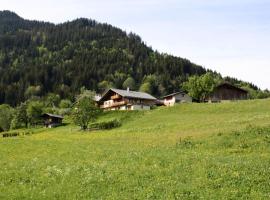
<box><xmin>42</xmin><ymin>113</ymin><xmax>64</xmax><ymax>119</ymax></box>
<box><xmin>99</xmin><ymin>88</ymin><xmax>157</xmax><ymax>101</ymax></box>
<box><xmin>163</xmin><ymin>91</ymin><xmax>187</xmax><ymax>98</ymax></box>
<box><xmin>216</xmin><ymin>82</ymin><xmax>248</xmax><ymax>93</ymax></box>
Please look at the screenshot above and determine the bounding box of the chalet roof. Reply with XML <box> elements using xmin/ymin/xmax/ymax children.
<box><xmin>99</xmin><ymin>88</ymin><xmax>157</xmax><ymax>101</ymax></box>
<box><xmin>163</xmin><ymin>91</ymin><xmax>187</xmax><ymax>98</ymax></box>
<box><xmin>216</xmin><ymin>82</ymin><xmax>248</xmax><ymax>93</ymax></box>
<box><xmin>42</xmin><ymin>113</ymin><xmax>64</xmax><ymax>119</ymax></box>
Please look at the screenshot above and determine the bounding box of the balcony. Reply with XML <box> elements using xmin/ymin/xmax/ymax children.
<box><xmin>111</xmin><ymin>94</ymin><xmax>121</xmax><ymax>100</ymax></box>
<box><xmin>100</xmin><ymin>101</ymin><xmax>127</xmax><ymax>109</ymax></box>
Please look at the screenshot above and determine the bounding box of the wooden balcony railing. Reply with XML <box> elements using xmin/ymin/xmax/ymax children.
<box><xmin>111</xmin><ymin>94</ymin><xmax>121</xmax><ymax>100</ymax></box>
<box><xmin>100</xmin><ymin>101</ymin><xmax>127</xmax><ymax>109</ymax></box>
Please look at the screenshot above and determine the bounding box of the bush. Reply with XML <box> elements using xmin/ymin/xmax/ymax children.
<box><xmin>90</xmin><ymin>119</ymin><xmax>121</xmax><ymax>130</ymax></box>
<box><xmin>2</xmin><ymin>132</ymin><xmax>20</xmax><ymax>138</ymax></box>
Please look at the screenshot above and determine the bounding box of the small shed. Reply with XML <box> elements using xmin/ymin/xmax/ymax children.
<box><xmin>163</xmin><ymin>91</ymin><xmax>192</xmax><ymax>106</ymax></box>
<box><xmin>42</xmin><ymin>113</ymin><xmax>64</xmax><ymax>128</ymax></box>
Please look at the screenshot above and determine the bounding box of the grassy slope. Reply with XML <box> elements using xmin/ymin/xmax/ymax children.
<box><xmin>1</xmin><ymin>99</ymin><xmax>270</xmax><ymax>199</ymax></box>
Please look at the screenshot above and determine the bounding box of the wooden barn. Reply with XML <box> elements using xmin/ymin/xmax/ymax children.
<box><xmin>42</xmin><ymin>113</ymin><xmax>64</xmax><ymax>128</ymax></box>
<box><xmin>208</xmin><ymin>82</ymin><xmax>248</xmax><ymax>102</ymax></box>
<box><xmin>98</xmin><ymin>88</ymin><xmax>156</xmax><ymax>111</ymax></box>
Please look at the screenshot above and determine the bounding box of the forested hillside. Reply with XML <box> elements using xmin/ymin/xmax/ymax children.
<box><xmin>0</xmin><ymin>11</ymin><xmax>262</xmax><ymax>105</ymax></box>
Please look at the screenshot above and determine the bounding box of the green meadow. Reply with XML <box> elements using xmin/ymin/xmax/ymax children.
<box><xmin>1</xmin><ymin>99</ymin><xmax>270</xmax><ymax>199</ymax></box>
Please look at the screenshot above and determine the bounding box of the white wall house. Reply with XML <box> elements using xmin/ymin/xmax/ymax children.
<box><xmin>163</xmin><ymin>92</ymin><xmax>192</xmax><ymax>106</ymax></box>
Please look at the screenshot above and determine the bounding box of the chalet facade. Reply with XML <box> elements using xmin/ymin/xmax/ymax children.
<box><xmin>98</xmin><ymin>88</ymin><xmax>156</xmax><ymax>111</ymax></box>
<box><xmin>42</xmin><ymin>113</ymin><xmax>64</xmax><ymax>128</ymax></box>
<box><xmin>208</xmin><ymin>83</ymin><xmax>248</xmax><ymax>102</ymax></box>
<box><xmin>163</xmin><ymin>91</ymin><xmax>192</xmax><ymax>106</ymax></box>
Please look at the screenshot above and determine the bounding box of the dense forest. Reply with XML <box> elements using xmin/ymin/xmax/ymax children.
<box><xmin>0</xmin><ymin>10</ymin><xmax>266</xmax><ymax>106</ymax></box>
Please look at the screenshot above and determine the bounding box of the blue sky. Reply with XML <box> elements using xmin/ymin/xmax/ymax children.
<box><xmin>2</xmin><ymin>0</ymin><xmax>270</xmax><ymax>89</ymax></box>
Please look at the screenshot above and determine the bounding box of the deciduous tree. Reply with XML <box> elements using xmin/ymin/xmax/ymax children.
<box><xmin>72</xmin><ymin>91</ymin><xmax>102</xmax><ymax>130</ymax></box>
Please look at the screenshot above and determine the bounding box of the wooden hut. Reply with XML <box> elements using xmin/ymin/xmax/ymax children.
<box><xmin>42</xmin><ymin>113</ymin><xmax>64</xmax><ymax>128</ymax></box>
<box><xmin>163</xmin><ymin>91</ymin><xmax>192</xmax><ymax>106</ymax></box>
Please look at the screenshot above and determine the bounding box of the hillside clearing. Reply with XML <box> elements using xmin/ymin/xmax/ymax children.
<box><xmin>1</xmin><ymin>99</ymin><xmax>270</xmax><ymax>199</ymax></box>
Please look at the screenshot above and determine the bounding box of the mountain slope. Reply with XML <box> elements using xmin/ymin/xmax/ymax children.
<box><xmin>0</xmin><ymin>11</ymin><xmax>258</xmax><ymax>105</ymax></box>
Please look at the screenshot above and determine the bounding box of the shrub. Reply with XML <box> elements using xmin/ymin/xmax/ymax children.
<box><xmin>2</xmin><ymin>132</ymin><xmax>20</xmax><ymax>138</ymax></box>
<box><xmin>90</xmin><ymin>119</ymin><xmax>121</xmax><ymax>130</ymax></box>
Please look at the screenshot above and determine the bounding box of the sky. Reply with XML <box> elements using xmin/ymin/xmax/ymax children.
<box><xmin>1</xmin><ymin>0</ymin><xmax>270</xmax><ymax>89</ymax></box>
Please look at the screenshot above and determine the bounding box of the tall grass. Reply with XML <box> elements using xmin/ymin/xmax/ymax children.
<box><xmin>0</xmin><ymin>99</ymin><xmax>270</xmax><ymax>199</ymax></box>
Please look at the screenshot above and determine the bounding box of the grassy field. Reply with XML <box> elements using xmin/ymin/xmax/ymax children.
<box><xmin>1</xmin><ymin>99</ymin><xmax>270</xmax><ymax>199</ymax></box>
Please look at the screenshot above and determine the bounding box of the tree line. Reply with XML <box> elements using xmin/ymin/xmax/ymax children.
<box><xmin>0</xmin><ymin>88</ymin><xmax>101</xmax><ymax>132</ymax></box>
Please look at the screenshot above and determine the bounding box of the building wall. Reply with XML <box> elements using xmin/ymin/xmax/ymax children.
<box><xmin>175</xmin><ymin>93</ymin><xmax>192</xmax><ymax>103</ymax></box>
<box><xmin>164</xmin><ymin>93</ymin><xmax>192</xmax><ymax>106</ymax></box>
<box><xmin>131</xmin><ymin>105</ymin><xmax>151</xmax><ymax>110</ymax></box>
<box><xmin>104</xmin><ymin>104</ymin><xmax>150</xmax><ymax>111</ymax></box>
<box><xmin>164</xmin><ymin>96</ymin><xmax>176</xmax><ymax>106</ymax></box>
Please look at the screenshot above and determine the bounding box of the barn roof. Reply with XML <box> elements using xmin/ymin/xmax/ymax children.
<box><xmin>42</xmin><ymin>113</ymin><xmax>64</xmax><ymax>119</ymax></box>
<box><xmin>99</xmin><ymin>88</ymin><xmax>157</xmax><ymax>101</ymax></box>
<box><xmin>163</xmin><ymin>90</ymin><xmax>187</xmax><ymax>98</ymax></box>
<box><xmin>216</xmin><ymin>82</ymin><xmax>248</xmax><ymax>93</ymax></box>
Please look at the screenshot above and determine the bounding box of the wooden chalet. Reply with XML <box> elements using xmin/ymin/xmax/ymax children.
<box><xmin>163</xmin><ymin>91</ymin><xmax>192</xmax><ymax>106</ymax></box>
<box><xmin>42</xmin><ymin>113</ymin><xmax>64</xmax><ymax>128</ymax></box>
<box><xmin>98</xmin><ymin>88</ymin><xmax>157</xmax><ymax>111</ymax></box>
<box><xmin>208</xmin><ymin>82</ymin><xmax>248</xmax><ymax>102</ymax></box>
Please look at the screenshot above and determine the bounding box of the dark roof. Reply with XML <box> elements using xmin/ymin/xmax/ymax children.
<box><xmin>42</xmin><ymin>113</ymin><xmax>64</xmax><ymax>119</ymax></box>
<box><xmin>216</xmin><ymin>82</ymin><xmax>248</xmax><ymax>93</ymax></box>
<box><xmin>99</xmin><ymin>88</ymin><xmax>157</xmax><ymax>101</ymax></box>
<box><xmin>163</xmin><ymin>91</ymin><xmax>187</xmax><ymax>98</ymax></box>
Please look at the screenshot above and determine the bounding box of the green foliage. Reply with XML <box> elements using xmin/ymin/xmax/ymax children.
<box><xmin>0</xmin><ymin>11</ymin><xmax>209</xmax><ymax>105</ymax></box>
<box><xmin>98</xmin><ymin>80</ymin><xmax>113</xmax><ymax>92</ymax></box>
<box><xmin>183</xmin><ymin>72</ymin><xmax>218</xmax><ymax>101</ymax></box>
<box><xmin>0</xmin><ymin>104</ymin><xmax>13</xmax><ymax>131</ymax></box>
<box><xmin>72</xmin><ymin>92</ymin><xmax>102</xmax><ymax>130</ymax></box>
<box><xmin>59</xmin><ymin>99</ymin><xmax>72</xmax><ymax>109</ymax></box>
<box><xmin>11</xmin><ymin>102</ymin><xmax>28</xmax><ymax>129</ymax></box>
<box><xmin>45</xmin><ymin>93</ymin><xmax>60</xmax><ymax>108</ymax></box>
<box><xmin>24</xmin><ymin>86</ymin><xmax>42</xmax><ymax>99</ymax></box>
<box><xmin>139</xmin><ymin>82</ymin><xmax>152</xmax><ymax>93</ymax></box>
<box><xmin>58</xmin><ymin>100</ymin><xmax>72</xmax><ymax>116</ymax></box>
<box><xmin>26</xmin><ymin>101</ymin><xmax>43</xmax><ymax>126</ymax></box>
<box><xmin>241</xmin><ymin>84</ymin><xmax>270</xmax><ymax>99</ymax></box>
<box><xmin>122</xmin><ymin>76</ymin><xmax>136</xmax><ymax>90</ymax></box>
<box><xmin>111</xmin><ymin>72</ymin><xmax>128</xmax><ymax>89</ymax></box>
<box><xmin>90</xmin><ymin>119</ymin><xmax>121</xmax><ymax>130</ymax></box>
<box><xmin>0</xmin><ymin>11</ymin><xmax>266</xmax><ymax>105</ymax></box>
